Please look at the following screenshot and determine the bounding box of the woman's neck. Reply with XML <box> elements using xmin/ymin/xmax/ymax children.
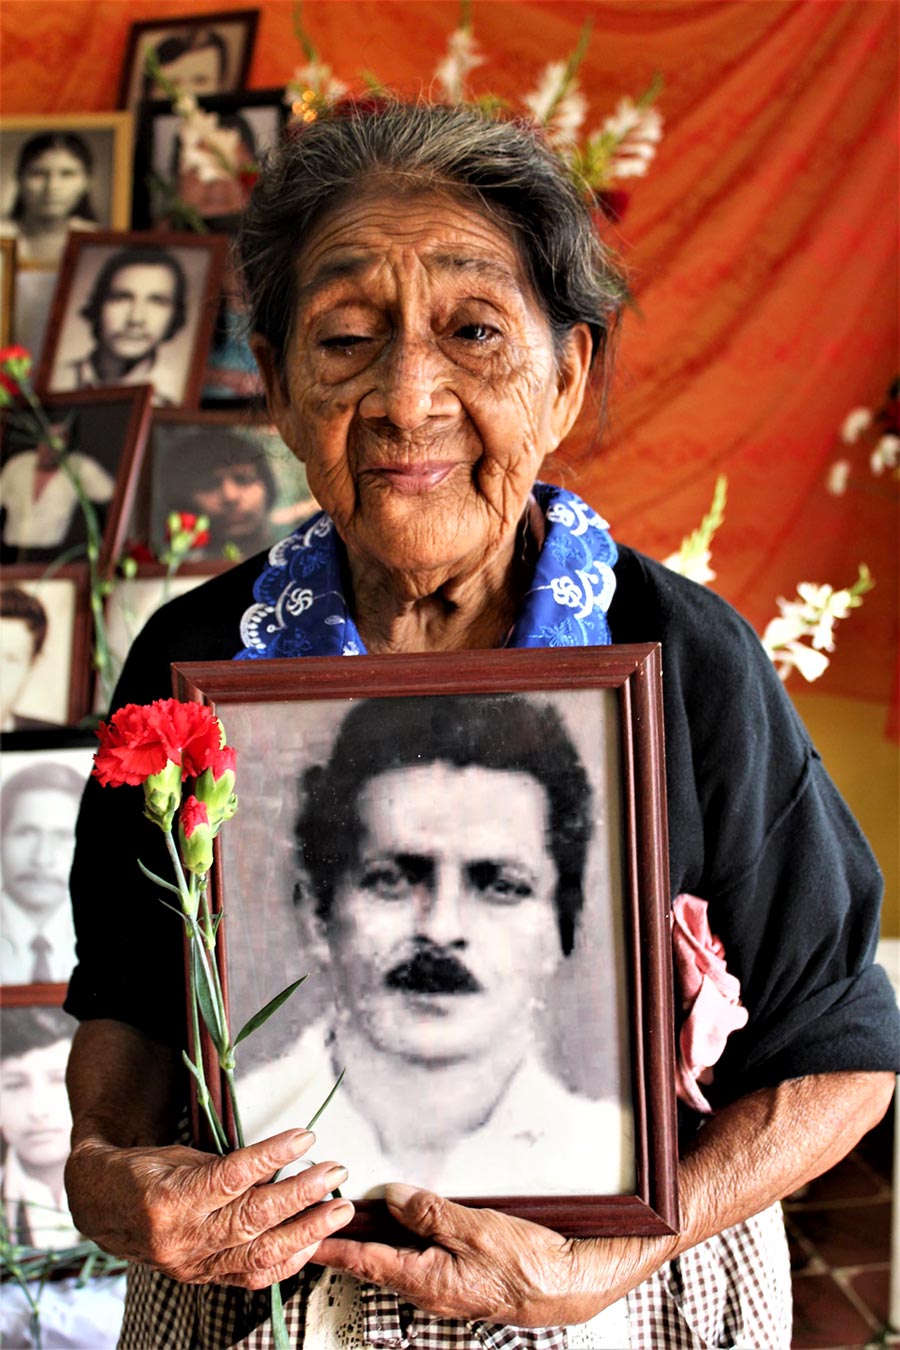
<box><xmin>346</xmin><ymin>503</ymin><xmax>540</xmax><ymax>654</ymax></box>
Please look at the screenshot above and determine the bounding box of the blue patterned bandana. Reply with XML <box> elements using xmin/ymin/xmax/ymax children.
<box><xmin>236</xmin><ymin>481</ymin><xmax>617</xmax><ymax>660</ymax></box>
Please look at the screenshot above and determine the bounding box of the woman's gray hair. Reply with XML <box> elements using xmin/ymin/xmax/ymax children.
<box><xmin>236</xmin><ymin>98</ymin><xmax>626</xmax><ymax>388</ymax></box>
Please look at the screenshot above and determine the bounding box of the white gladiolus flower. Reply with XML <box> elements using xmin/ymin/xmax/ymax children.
<box><xmin>771</xmin><ymin>639</ymin><xmax>831</xmax><ymax>684</ymax></box>
<box><xmin>761</xmin><ymin>573</ymin><xmax>869</xmax><ymax>682</ymax></box>
<box><xmin>174</xmin><ymin>92</ymin><xmax>198</xmax><ymax>118</ymax></box>
<box><xmin>285</xmin><ymin>60</ymin><xmax>347</xmax><ymax>107</ymax></box>
<box><xmin>523</xmin><ymin>61</ymin><xmax>587</xmax><ymax>147</ymax></box>
<box><xmin>178</xmin><ymin>112</ymin><xmax>243</xmax><ymax>182</ymax></box>
<box><xmin>434</xmin><ymin>27</ymin><xmax>483</xmax><ymax>104</ymax></box>
<box><xmin>826</xmin><ymin>459</ymin><xmax>851</xmax><ymax>495</ymax></box>
<box><xmin>870</xmin><ymin>434</ymin><xmax>900</xmax><ymax>476</ymax></box>
<box><xmin>662</xmin><ymin>546</ymin><xmax>716</xmax><ymax>585</ymax></box>
<box><xmin>601</xmin><ymin>99</ymin><xmax>664</xmax><ymax>181</ymax></box>
<box><xmin>840</xmin><ymin>407</ymin><xmax>873</xmax><ymax>444</ymax></box>
<box><xmin>523</xmin><ymin>61</ymin><xmax>568</xmax><ymax>124</ymax></box>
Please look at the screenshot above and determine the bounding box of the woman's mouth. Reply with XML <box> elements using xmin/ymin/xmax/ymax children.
<box><xmin>370</xmin><ymin>463</ymin><xmax>459</xmax><ymax>494</ymax></box>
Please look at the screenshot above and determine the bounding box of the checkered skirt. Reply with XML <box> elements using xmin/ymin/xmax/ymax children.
<box><xmin>117</xmin><ymin>1202</ymin><xmax>791</xmax><ymax>1350</ymax></box>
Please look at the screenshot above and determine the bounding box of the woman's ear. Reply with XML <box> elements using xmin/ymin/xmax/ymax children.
<box><xmin>548</xmin><ymin>323</ymin><xmax>593</xmax><ymax>449</ymax></box>
<box><xmin>251</xmin><ymin>335</ymin><xmax>304</xmax><ymax>458</ymax></box>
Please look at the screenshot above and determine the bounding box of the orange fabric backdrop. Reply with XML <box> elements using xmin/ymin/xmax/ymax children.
<box><xmin>2</xmin><ymin>0</ymin><xmax>897</xmax><ymax>702</ymax></box>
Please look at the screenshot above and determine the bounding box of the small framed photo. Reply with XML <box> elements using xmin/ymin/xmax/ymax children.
<box><xmin>139</xmin><ymin>410</ymin><xmax>317</xmax><ymax>562</ymax></box>
<box><xmin>0</xmin><ymin>565</ymin><xmax>92</xmax><ymax>730</ymax></box>
<box><xmin>0</xmin><ymin>386</ymin><xmax>153</xmax><ymax>572</ymax></box>
<box><xmin>0</xmin><ymin>993</ymin><xmax>85</xmax><ymax>1253</ymax></box>
<box><xmin>0</xmin><ymin>730</ymin><xmax>97</xmax><ymax>992</ymax></box>
<box><xmin>118</xmin><ymin>10</ymin><xmax>260</xmax><ymax>113</ymax></box>
<box><xmin>174</xmin><ymin>645</ymin><xmax>678</xmax><ymax>1239</ymax></box>
<box><xmin>0</xmin><ymin>113</ymin><xmax>134</xmax><ymax>272</ymax></box>
<box><xmin>37</xmin><ymin>230</ymin><xmax>227</xmax><ymax>409</ymax></box>
<box><xmin>133</xmin><ymin>88</ymin><xmax>287</xmax><ymax>232</ymax></box>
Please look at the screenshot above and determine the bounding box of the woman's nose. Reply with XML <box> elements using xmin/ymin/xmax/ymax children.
<box><xmin>359</xmin><ymin>337</ymin><xmax>447</xmax><ymax>430</ymax></box>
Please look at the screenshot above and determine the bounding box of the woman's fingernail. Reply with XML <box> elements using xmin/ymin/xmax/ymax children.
<box><xmin>325</xmin><ymin>1165</ymin><xmax>348</xmax><ymax>1188</ymax></box>
<box><xmin>327</xmin><ymin>1201</ymin><xmax>354</xmax><ymax>1228</ymax></box>
<box><xmin>291</xmin><ymin>1130</ymin><xmax>314</xmax><ymax>1150</ymax></box>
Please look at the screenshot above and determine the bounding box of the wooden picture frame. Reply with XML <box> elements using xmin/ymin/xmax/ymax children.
<box><xmin>0</xmin><ymin>112</ymin><xmax>134</xmax><ymax>272</ymax></box>
<box><xmin>136</xmin><ymin>409</ymin><xmax>317</xmax><ymax>562</ymax></box>
<box><xmin>132</xmin><ymin>87</ymin><xmax>287</xmax><ymax>233</ymax></box>
<box><xmin>173</xmin><ymin>644</ymin><xmax>679</xmax><ymax>1239</ymax></box>
<box><xmin>0</xmin><ymin>729</ymin><xmax>98</xmax><ymax>996</ymax></box>
<box><xmin>0</xmin><ymin>385</ymin><xmax>153</xmax><ymax>575</ymax></box>
<box><xmin>0</xmin><ymin>564</ymin><xmax>92</xmax><ymax>728</ymax></box>
<box><xmin>36</xmin><ymin>230</ymin><xmax>228</xmax><ymax>410</ymax></box>
<box><xmin>0</xmin><ymin>237</ymin><xmax>15</xmax><ymax>344</ymax></box>
<box><xmin>118</xmin><ymin>9</ymin><xmax>260</xmax><ymax>113</ymax></box>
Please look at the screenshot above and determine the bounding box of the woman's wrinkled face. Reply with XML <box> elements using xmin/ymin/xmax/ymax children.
<box><xmin>258</xmin><ymin>191</ymin><xmax>590</xmax><ymax>588</ymax></box>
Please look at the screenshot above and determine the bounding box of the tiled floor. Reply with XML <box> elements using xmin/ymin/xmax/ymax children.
<box><xmin>786</xmin><ymin>1104</ymin><xmax>896</xmax><ymax>1348</ymax></box>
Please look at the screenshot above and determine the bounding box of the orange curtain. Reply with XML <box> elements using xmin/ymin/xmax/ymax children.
<box><xmin>2</xmin><ymin>0</ymin><xmax>897</xmax><ymax>702</ymax></box>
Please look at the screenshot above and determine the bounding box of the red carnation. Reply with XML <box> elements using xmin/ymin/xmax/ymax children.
<box><xmin>93</xmin><ymin>699</ymin><xmax>223</xmax><ymax>788</ymax></box>
<box><xmin>180</xmin><ymin>794</ymin><xmax>210</xmax><ymax>840</ymax></box>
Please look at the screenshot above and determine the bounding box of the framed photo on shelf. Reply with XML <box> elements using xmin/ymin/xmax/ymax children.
<box><xmin>0</xmin><ymin>565</ymin><xmax>92</xmax><ymax>730</ymax></box>
<box><xmin>132</xmin><ymin>87</ymin><xmax>286</xmax><ymax>231</ymax></box>
<box><xmin>141</xmin><ymin>409</ymin><xmax>317</xmax><ymax>562</ymax></box>
<box><xmin>36</xmin><ymin>231</ymin><xmax>227</xmax><ymax>410</ymax></box>
<box><xmin>0</xmin><ymin>385</ymin><xmax>153</xmax><ymax>572</ymax></box>
<box><xmin>0</xmin><ymin>112</ymin><xmax>134</xmax><ymax>271</ymax></box>
<box><xmin>0</xmin><ymin>730</ymin><xmax>97</xmax><ymax>993</ymax></box>
<box><xmin>118</xmin><ymin>9</ymin><xmax>260</xmax><ymax>113</ymax></box>
<box><xmin>173</xmin><ymin>644</ymin><xmax>678</xmax><ymax>1239</ymax></box>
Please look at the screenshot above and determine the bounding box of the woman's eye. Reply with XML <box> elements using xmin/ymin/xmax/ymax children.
<box><xmin>319</xmin><ymin>334</ymin><xmax>369</xmax><ymax>351</ymax></box>
<box><xmin>453</xmin><ymin>323</ymin><xmax>499</xmax><ymax>343</ymax></box>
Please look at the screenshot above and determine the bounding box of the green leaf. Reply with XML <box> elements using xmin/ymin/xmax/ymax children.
<box><xmin>271</xmin><ymin>1281</ymin><xmax>290</xmax><ymax>1350</ymax></box>
<box><xmin>137</xmin><ymin>858</ymin><xmax>184</xmax><ymax>898</ymax></box>
<box><xmin>306</xmin><ymin>1067</ymin><xmax>345</xmax><ymax>1132</ymax></box>
<box><xmin>235</xmin><ymin>974</ymin><xmax>309</xmax><ymax>1046</ymax></box>
<box><xmin>192</xmin><ymin>944</ymin><xmax>225</xmax><ymax>1048</ymax></box>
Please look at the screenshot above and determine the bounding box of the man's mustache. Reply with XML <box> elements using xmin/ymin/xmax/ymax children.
<box><xmin>385</xmin><ymin>945</ymin><xmax>482</xmax><ymax>995</ymax></box>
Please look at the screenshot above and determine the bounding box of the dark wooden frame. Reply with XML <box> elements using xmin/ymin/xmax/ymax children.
<box><xmin>117</xmin><ymin>9</ymin><xmax>260</xmax><ymax>112</ymax></box>
<box><xmin>0</xmin><ymin>385</ymin><xmax>153</xmax><ymax>576</ymax></box>
<box><xmin>36</xmin><ymin>230</ymin><xmax>228</xmax><ymax>410</ymax></box>
<box><xmin>0</xmin><ymin>563</ymin><xmax>93</xmax><ymax>726</ymax></box>
<box><xmin>0</xmin><ymin>237</ymin><xmax>15</xmax><ymax>345</ymax></box>
<box><xmin>132</xmin><ymin>87</ymin><xmax>288</xmax><ymax>232</ymax></box>
<box><xmin>173</xmin><ymin>645</ymin><xmax>679</xmax><ymax>1239</ymax></box>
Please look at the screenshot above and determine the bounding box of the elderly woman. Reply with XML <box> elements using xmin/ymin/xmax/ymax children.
<box><xmin>64</xmin><ymin>101</ymin><xmax>897</xmax><ymax>1349</ymax></box>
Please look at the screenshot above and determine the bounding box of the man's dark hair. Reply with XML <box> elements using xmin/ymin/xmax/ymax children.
<box><xmin>0</xmin><ymin>587</ymin><xmax>48</xmax><ymax>658</ymax></box>
<box><xmin>158</xmin><ymin>428</ymin><xmax>277</xmax><ymax>515</ymax></box>
<box><xmin>141</xmin><ymin>28</ymin><xmax>229</xmax><ymax>98</ymax></box>
<box><xmin>0</xmin><ymin>1005</ymin><xmax>74</xmax><ymax>1062</ymax></box>
<box><xmin>80</xmin><ymin>247</ymin><xmax>188</xmax><ymax>346</ymax></box>
<box><xmin>1</xmin><ymin>761</ymin><xmax>84</xmax><ymax>837</ymax></box>
<box><xmin>10</xmin><ymin>132</ymin><xmax>98</xmax><ymax>223</ymax></box>
<box><xmin>237</xmin><ymin>99</ymin><xmax>627</xmax><ymax>406</ymax></box>
<box><xmin>296</xmin><ymin>694</ymin><xmax>593</xmax><ymax>957</ymax></box>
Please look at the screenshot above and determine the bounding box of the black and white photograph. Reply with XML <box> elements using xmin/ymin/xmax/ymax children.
<box><xmin>175</xmin><ymin>647</ymin><xmax>677</xmax><ymax>1237</ymax></box>
<box><xmin>38</xmin><ymin>231</ymin><xmax>227</xmax><ymax>409</ymax></box>
<box><xmin>147</xmin><ymin>412</ymin><xmax>317</xmax><ymax>561</ymax></box>
<box><xmin>0</xmin><ymin>113</ymin><xmax>133</xmax><ymax>271</ymax></box>
<box><xmin>0</xmin><ymin>387</ymin><xmax>153</xmax><ymax>570</ymax></box>
<box><xmin>0</xmin><ymin>568</ymin><xmax>90</xmax><ymax>730</ymax></box>
<box><xmin>117</xmin><ymin>10</ymin><xmax>260</xmax><ymax>112</ymax></box>
<box><xmin>133</xmin><ymin>88</ymin><xmax>285</xmax><ymax>231</ymax></box>
<box><xmin>0</xmin><ymin>740</ymin><xmax>95</xmax><ymax>989</ymax></box>
<box><xmin>0</xmin><ymin>237</ymin><xmax>14</xmax><ymax>344</ymax></box>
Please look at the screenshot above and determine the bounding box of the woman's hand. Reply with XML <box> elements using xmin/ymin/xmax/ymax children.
<box><xmin>66</xmin><ymin>1129</ymin><xmax>355</xmax><ymax>1289</ymax></box>
<box><xmin>314</xmin><ymin>1184</ymin><xmax>671</xmax><ymax>1326</ymax></box>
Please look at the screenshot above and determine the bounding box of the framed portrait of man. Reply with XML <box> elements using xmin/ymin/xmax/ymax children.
<box><xmin>117</xmin><ymin>9</ymin><xmax>260</xmax><ymax>113</ymax></box>
<box><xmin>0</xmin><ymin>113</ymin><xmax>134</xmax><ymax>272</ymax></box>
<box><xmin>0</xmin><ymin>565</ymin><xmax>91</xmax><ymax>731</ymax></box>
<box><xmin>36</xmin><ymin>230</ymin><xmax>228</xmax><ymax>410</ymax></box>
<box><xmin>0</xmin><ymin>732</ymin><xmax>97</xmax><ymax>992</ymax></box>
<box><xmin>0</xmin><ymin>385</ymin><xmax>153</xmax><ymax>572</ymax></box>
<box><xmin>140</xmin><ymin>411</ymin><xmax>317</xmax><ymax>563</ymax></box>
<box><xmin>173</xmin><ymin>644</ymin><xmax>678</xmax><ymax>1239</ymax></box>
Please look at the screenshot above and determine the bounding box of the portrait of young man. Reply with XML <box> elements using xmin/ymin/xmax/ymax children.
<box><xmin>0</xmin><ymin>758</ymin><xmax>85</xmax><ymax>985</ymax></box>
<box><xmin>44</xmin><ymin>239</ymin><xmax>223</xmax><ymax>408</ymax></box>
<box><xmin>235</xmin><ymin>693</ymin><xmax>635</xmax><ymax>1202</ymax></box>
